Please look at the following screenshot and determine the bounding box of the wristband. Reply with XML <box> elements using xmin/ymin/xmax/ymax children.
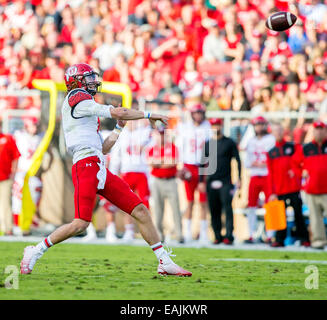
<box><xmin>113</xmin><ymin>124</ymin><xmax>123</xmax><ymax>135</ymax></box>
<box><xmin>144</xmin><ymin>111</ymin><xmax>152</xmax><ymax>119</ymax></box>
<box><xmin>115</xmin><ymin>123</ymin><xmax>123</xmax><ymax>131</ymax></box>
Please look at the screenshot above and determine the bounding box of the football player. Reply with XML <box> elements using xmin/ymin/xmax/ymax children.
<box><xmin>176</xmin><ymin>104</ymin><xmax>211</xmax><ymax>243</ymax></box>
<box><xmin>109</xmin><ymin>118</ymin><xmax>152</xmax><ymax>242</ymax></box>
<box><xmin>20</xmin><ymin>63</ymin><xmax>191</xmax><ymax>277</ymax></box>
<box><xmin>244</xmin><ymin>116</ymin><xmax>275</xmax><ymax>243</ymax></box>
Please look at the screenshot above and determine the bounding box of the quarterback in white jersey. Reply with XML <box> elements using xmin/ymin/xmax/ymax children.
<box><xmin>12</xmin><ymin>117</ymin><xmax>42</xmax><ymax>233</ymax></box>
<box><xmin>244</xmin><ymin>116</ymin><xmax>275</xmax><ymax>243</ymax></box>
<box><xmin>176</xmin><ymin>103</ymin><xmax>211</xmax><ymax>243</ymax></box>
<box><xmin>20</xmin><ymin>63</ymin><xmax>191</xmax><ymax>277</ymax></box>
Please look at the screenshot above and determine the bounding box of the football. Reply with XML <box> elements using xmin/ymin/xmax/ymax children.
<box><xmin>265</xmin><ymin>11</ymin><xmax>297</xmax><ymax>32</ymax></box>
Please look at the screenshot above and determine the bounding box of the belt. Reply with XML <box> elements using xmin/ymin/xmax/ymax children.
<box><xmin>154</xmin><ymin>176</ymin><xmax>175</xmax><ymax>180</ymax></box>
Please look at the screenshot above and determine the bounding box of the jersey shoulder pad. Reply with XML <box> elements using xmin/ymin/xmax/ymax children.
<box><xmin>68</xmin><ymin>89</ymin><xmax>93</xmax><ymax>108</ymax></box>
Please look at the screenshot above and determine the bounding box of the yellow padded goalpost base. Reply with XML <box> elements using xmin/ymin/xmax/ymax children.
<box><xmin>19</xmin><ymin>80</ymin><xmax>132</xmax><ymax>232</ymax></box>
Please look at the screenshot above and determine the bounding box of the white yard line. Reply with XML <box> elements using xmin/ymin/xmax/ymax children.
<box><xmin>210</xmin><ymin>258</ymin><xmax>327</xmax><ymax>265</ymax></box>
<box><xmin>0</xmin><ymin>235</ymin><xmax>327</xmax><ymax>253</ymax></box>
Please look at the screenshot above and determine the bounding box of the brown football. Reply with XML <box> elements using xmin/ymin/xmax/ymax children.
<box><xmin>266</xmin><ymin>11</ymin><xmax>297</xmax><ymax>32</ymax></box>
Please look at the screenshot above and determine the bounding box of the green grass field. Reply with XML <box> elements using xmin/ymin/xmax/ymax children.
<box><xmin>0</xmin><ymin>242</ymin><xmax>326</xmax><ymax>300</ymax></box>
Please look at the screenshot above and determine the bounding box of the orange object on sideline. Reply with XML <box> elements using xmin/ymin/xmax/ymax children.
<box><xmin>264</xmin><ymin>200</ymin><xmax>287</xmax><ymax>231</ymax></box>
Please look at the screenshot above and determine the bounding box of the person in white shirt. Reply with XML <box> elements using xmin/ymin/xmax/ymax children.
<box><xmin>20</xmin><ymin>63</ymin><xmax>191</xmax><ymax>277</ymax></box>
<box><xmin>244</xmin><ymin>116</ymin><xmax>275</xmax><ymax>243</ymax></box>
<box><xmin>176</xmin><ymin>104</ymin><xmax>211</xmax><ymax>243</ymax></box>
<box><xmin>109</xmin><ymin>119</ymin><xmax>152</xmax><ymax>242</ymax></box>
<box><xmin>12</xmin><ymin>116</ymin><xmax>42</xmax><ymax>235</ymax></box>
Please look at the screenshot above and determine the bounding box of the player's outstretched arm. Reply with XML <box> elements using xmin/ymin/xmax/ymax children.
<box><xmin>110</xmin><ymin>107</ymin><xmax>168</xmax><ymax>129</ymax></box>
<box><xmin>102</xmin><ymin>120</ymin><xmax>126</xmax><ymax>155</ymax></box>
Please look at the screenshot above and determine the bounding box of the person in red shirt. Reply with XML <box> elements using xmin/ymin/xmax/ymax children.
<box><xmin>0</xmin><ymin>123</ymin><xmax>20</xmax><ymax>235</ymax></box>
<box><xmin>293</xmin><ymin>120</ymin><xmax>327</xmax><ymax>249</ymax></box>
<box><xmin>146</xmin><ymin>125</ymin><xmax>183</xmax><ymax>243</ymax></box>
<box><xmin>267</xmin><ymin>123</ymin><xmax>309</xmax><ymax>247</ymax></box>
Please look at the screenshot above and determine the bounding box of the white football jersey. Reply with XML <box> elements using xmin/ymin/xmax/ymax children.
<box><xmin>109</xmin><ymin>124</ymin><xmax>152</xmax><ymax>174</ymax></box>
<box><xmin>244</xmin><ymin>134</ymin><xmax>276</xmax><ymax>176</ymax></box>
<box><xmin>61</xmin><ymin>88</ymin><xmax>113</xmax><ymax>164</ymax></box>
<box><xmin>14</xmin><ymin>130</ymin><xmax>42</xmax><ymax>172</ymax></box>
<box><xmin>176</xmin><ymin>120</ymin><xmax>211</xmax><ymax>165</ymax></box>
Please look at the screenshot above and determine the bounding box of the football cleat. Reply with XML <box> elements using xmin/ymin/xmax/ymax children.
<box><xmin>157</xmin><ymin>259</ymin><xmax>192</xmax><ymax>277</ymax></box>
<box><xmin>157</xmin><ymin>247</ymin><xmax>192</xmax><ymax>277</ymax></box>
<box><xmin>20</xmin><ymin>246</ymin><xmax>43</xmax><ymax>274</ymax></box>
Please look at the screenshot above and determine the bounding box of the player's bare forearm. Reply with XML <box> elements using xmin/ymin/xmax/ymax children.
<box><xmin>102</xmin><ymin>132</ymin><xmax>119</xmax><ymax>155</ymax></box>
<box><xmin>110</xmin><ymin>107</ymin><xmax>168</xmax><ymax>128</ymax></box>
<box><xmin>102</xmin><ymin>120</ymin><xmax>126</xmax><ymax>155</ymax></box>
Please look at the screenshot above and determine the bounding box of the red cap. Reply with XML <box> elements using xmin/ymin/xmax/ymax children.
<box><xmin>250</xmin><ymin>54</ymin><xmax>260</xmax><ymax>62</ymax></box>
<box><xmin>251</xmin><ymin>116</ymin><xmax>267</xmax><ymax>125</ymax></box>
<box><xmin>23</xmin><ymin>116</ymin><xmax>39</xmax><ymax>125</ymax></box>
<box><xmin>267</xmin><ymin>30</ymin><xmax>279</xmax><ymax>37</ymax></box>
<box><xmin>313</xmin><ymin>120</ymin><xmax>326</xmax><ymax>129</ymax></box>
<box><xmin>273</xmin><ymin>83</ymin><xmax>287</xmax><ymax>92</ymax></box>
<box><xmin>209</xmin><ymin>118</ymin><xmax>223</xmax><ymax>125</ymax></box>
<box><xmin>252</xmin><ymin>30</ymin><xmax>262</xmax><ymax>38</ymax></box>
<box><xmin>189</xmin><ymin>103</ymin><xmax>205</xmax><ymax>113</ymax></box>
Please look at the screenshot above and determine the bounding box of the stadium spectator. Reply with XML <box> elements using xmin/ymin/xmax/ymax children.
<box><xmin>156</xmin><ymin>70</ymin><xmax>183</xmax><ymax>104</ymax></box>
<box><xmin>251</xmin><ymin>86</ymin><xmax>274</xmax><ymax>114</ymax></box>
<box><xmin>293</xmin><ymin>120</ymin><xmax>327</xmax><ymax>249</ymax></box>
<box><xmin>199</xmin><ymin>118</ymin><xmax>242</xmax><ymax>245</ymax></box>
<box><xmin>223</xmin><ymin>22</ymin><xmax>244</xmax><ymax>62</ymax></box>
<box><xmin>147</xmin><ymin>125</ymin><xmax>183</xmax><ymax>243</ymax></box>
<box><xmin>0</xmin><ymin>122</ymin><xmax>20</xmax><ymax>235</ymax></box>
<box><xmin>202</xmin><ymin>80</ymin><xmax>220</xmax><ymax>111</ymax></box>
<box><xmin>178</xmin><ymin>55</ymin><xmax>203</xmax><ymax>105</ymax></box>
<box><xmin>267</xmin><ymin>122</ymin><xmax>310</xmax><ymax>247</ymax></box>
<box><xmin>201</xmin><ymin>19</ymin><xmax>225</xmax><ymax>63</ymax></box>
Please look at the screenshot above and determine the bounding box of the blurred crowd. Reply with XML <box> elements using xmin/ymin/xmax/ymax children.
<box><xmin>1</xmin><ymin>0</ymin><xmax>327</xmax><ymax>122</ymax></box>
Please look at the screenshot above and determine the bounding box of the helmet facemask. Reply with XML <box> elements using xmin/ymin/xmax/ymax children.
<box><xmin>81</xmin><ymin>72</ymin><xmax>101</xmax><ymax>96</ymax></box>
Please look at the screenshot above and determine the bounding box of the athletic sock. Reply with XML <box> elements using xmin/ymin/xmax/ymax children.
<box><xmin>199</xmin><ymin>220</ymin><xmax>208</xmax><ymax>239</ymax></box>
<box><xmin>184</xmin><ymin>219</ymin><xmax>192</xmax><ymax>238</ymax></box>
<box><xmin>106</xmin><ymin>223</ymin><xmax>116</xmax><ymax>235</ymax></box>
<box><xmin>151</xmin><ymin>242</ymin><xmax>173</xmax><ymax>264</ymax></box>
<box><xmin>36</xmin><ymin>236</ymin><xmax>53</xmax><ymax>253</ymax></box>
<box><xmin>86</xmin><ymin>223</ymin><xmax>96</xmax><ymax>236</ymax></box>
<box><xmin>247</xmin><ymin>208</ymin><xmax>257</xmax><ymax>238</ymax></box>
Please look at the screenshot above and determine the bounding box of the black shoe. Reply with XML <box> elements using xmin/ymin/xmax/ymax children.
<box><xmin>178</xmin><ymin>237</ymin><xmax>185</xmax><ymax>244</ymax></box>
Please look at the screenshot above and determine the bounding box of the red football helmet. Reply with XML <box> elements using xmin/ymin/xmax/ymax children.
<box><xmin>64</xmin><ymin>63</ymin><xmax>101</xmax><ymax>96</ymax></box>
